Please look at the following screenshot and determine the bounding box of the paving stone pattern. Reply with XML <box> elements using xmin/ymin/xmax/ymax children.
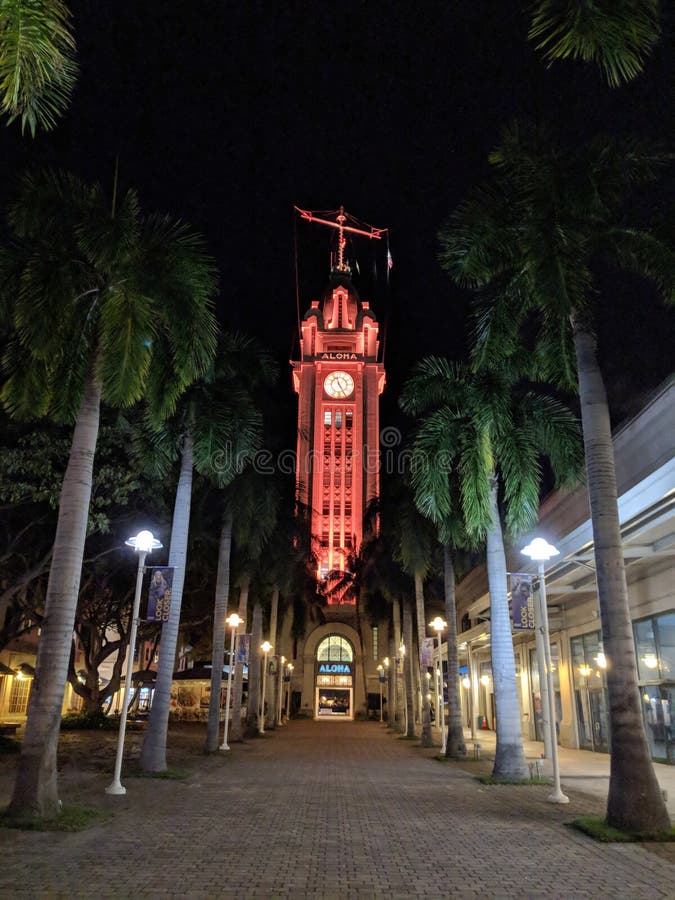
<box><xmin>1</xmin><ymin>721</ymin><xmax>675</xmax><ymax>898</ymax></box>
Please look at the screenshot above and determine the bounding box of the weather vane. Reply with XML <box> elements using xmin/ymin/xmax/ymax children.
<box><xmin>294</xmin><ymin>205</ymin><xmax>386</xmax><ymax>273</ymax></box>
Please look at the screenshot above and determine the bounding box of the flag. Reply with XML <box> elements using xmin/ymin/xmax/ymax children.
<box><xmin>146</xmin><ymin>567</ymin><xmax>174</xmax><ymax>622</ymax></box>
<box><xmin>510</xmin><ymin>573</ymin><xmax>535</xmax><ymax>630</ymax></box>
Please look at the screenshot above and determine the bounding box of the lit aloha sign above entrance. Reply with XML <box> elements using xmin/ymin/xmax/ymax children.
<box><xmin>317</xmin><ymin>662</ymin><xmax>353</xmax><ymax>675</ymax></box>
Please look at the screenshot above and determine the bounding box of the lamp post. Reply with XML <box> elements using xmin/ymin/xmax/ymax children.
<box><xmin>277</xmin><ymin>655</ymin><xmax>286</xmax><ymax>726</ymax></box>
<box><xmin>522</xmin><ymin>537</ymin><xmax>569</xmax><ymax>804</ymax></box>
<box><xmin>220</xmin><ymin>612</ymin><xmax>244</xmax><ymax>751</ymax></box>
<box><xmin>383</xmin><ymin>657</ymin><xmax>390</xmax><ymax>724</ymax></box>
<box><xmin>377</xmin><ymin>664</ymin><xmax>384</xmax><ymax>722</ymax></box>
<box><xmin>106</xmin><ymin>530</ymin><xmax>162</xmax><ymax>795</ymax></box>
<box><xmin>286</xmin><ymin>663</ymin><xmax>294</xmax><ymax>720</ymax></box>
<box><xmin>430</xmin><ymin>617</ymin><xmax>447</xmax><ymax>753</ymax></box>
<box><xmin>399</xmin><ymin>641</ymin><xmax>407</xmax><ymax>734</ymax></box>
<box><xmin>260</xmin><ymin>640</ymin><xmax>272</xmax><ymax>734</ymax></box>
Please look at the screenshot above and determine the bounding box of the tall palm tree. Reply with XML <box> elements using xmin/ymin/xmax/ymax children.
<box><xmin>0</xmin><ymin>168</ymin><xmax>217</xmax><ymax>819</ymax></box>
<box><xmin>439</xmin><ymin>123</ymin><xmax>673</xmax><ymax>829</ymax></box>
<box><xmin>528</xmin><ymin>0</ymin><xmax>661</xmax><ymax>88</ymax></box>
<box><xmin>401</xmin><ymin>357</ymin><xmax>582</xmax><ymax>779</ymax></box>
<box><xmin>140</xmin><ymin>334</ymin><xmax>276</xmax><ymax>771</ymax></box>
<box><xmin>223</xmin><ymin>469</ymin><xmax>281</xmax><ymax>744</ymax></box>
<box><xmin>0</xmin><ymin>0</ymin><xmax>77</xmax><ymax>134</ymax></box>
<box><xmin>391</xmin><ymin>493</ymin><xmax>437</xmax><ymax>747</ymax></box>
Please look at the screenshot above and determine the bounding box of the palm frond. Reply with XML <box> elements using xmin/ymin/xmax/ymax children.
<box><xmin>0</xmin><ymin>0</ymin><xmax>78</xmax><ymax>135</ymax></box>
<box><xmin>528</xmin><ymin>0</ymin><xmax>660</xmax><ymax>88</ymax></box>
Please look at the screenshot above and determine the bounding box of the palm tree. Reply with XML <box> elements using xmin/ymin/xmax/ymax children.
<box><xmin>140</xmin><ymin>334</ymin><xmax>276</xmax><ymax>771</ymax></box>
<box><xmin>0</xmin><ymin>0</ymin><xmax>77</xmax><ymax>135</ymax></box>
<box><xmin>222</xmin><ymin>470</ymin><xmax>281</xmax><ymax>744</ymax></box>
<box><xmin>528</xmin><ymin>0</ymin><xmax>661</xmax><ymax>87</ymax></box>
<box><xmin>0</xmin><ymin>168</ymin><xmax>217</xmax><ymax>820</ymax></box>
<box><xmin>439</xmin><ymin>123</ymin><xmax>673</xmax><ymax>829</ymax></box>
<box><xmin>401</xmin><ymin>357</ymin><xmax>582</xmax><ymax>779</ymax></box>
<box><xmin>391</xmin><ymin>493</ymin><xmax>437</xmax><ymax>747</ymax></box>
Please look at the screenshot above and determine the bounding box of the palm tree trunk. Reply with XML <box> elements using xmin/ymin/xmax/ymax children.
<box><xmin>388</xmin><ymin>626</ymin><xmax>397</xmax><ymax>729</ymax></box>
<box><xmin>267</xmin><ymin>587</ymin><xmax>279</xmax><ymax>730</ymax></box>
<box><xmin>140</xmin><ymin>431</ymin><xmax>193</xmax><ymax>773</ymax></box>
<box><xmin>245</xmin><ymin>602</ymin><xmax>262</xmax><ymax>736</ymax></box>
<box><xmin>229</xmin><ymin>576</ymin><xmax>250</xmax><ymax>742</ymax></box>
<box><xmin>205</xmin><ymin>508</ymin><xmax>233</xmax><ymax>753</ymax></box>
<box><xmin>443</xmin><ymin>544</ymin><xmax>466</xmax><ymax>758</ymax></box>
<box><xmin>414</xmin><ymin>571</ymin><xmax>433</xmax><ymax>747</ymax></box>
<box><xmin>573</xmin><ymin>320</ymin><xmax>669</xmax><ymax>832</ymax></box>
<box><xmin>393</xmin><ymin>599</ymin><xmax>404</xmax><ymax>730</ymax></box>
<box><xmin>486</xmin><ymin>476</ymin><xmax>529</xmax><ymax>780</ymax></box>
<box><xmin>403</xmin><ymin>601</ymin><xmax>416</xmax><ymax>738</ymax></box>
<box><xmin>8</xmin><ymin>365</ymin><xmax>102</xmax><ymax>820</ymax></box>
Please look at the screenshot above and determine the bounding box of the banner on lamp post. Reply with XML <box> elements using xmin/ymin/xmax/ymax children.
<box><xmin>421</xmin><ymin>637</ymin><xmax>434</xmax><ymax>668</ymax></box>
<box><xmin>510</xmin><ymin>573</ymin><xmax>535</xmax><ymax>630</ymax></box>
<box><xmin>145</xmin><ymin>567</ymin><xmax>174</xmax><ymax>622</ymax></box>
<box><xmin>236</xmin><ymin>634</ymin><xmax>251</xmax><ymax>666</ymax></box>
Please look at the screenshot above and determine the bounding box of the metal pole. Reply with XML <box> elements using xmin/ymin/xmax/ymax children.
<box><xmin>106</xmin><ymin>550</ymin><xmax>147</xmax><ymax>795</ymax></box>
<box><xmin>538</xmin><ymin>561</ymin><xmax>569</xmax><ymax>804</ymax></box>
<box><xmin>277</xmin><ymin>659</ymin><xmax>284</xmax><ymax>726</ymax></box>
<box><xmin>468</xmin><ymin>643</ymin><xmax>477</xmax><ymax>740</ymax></box>
<box><xmin>437</xmin><ymin>633</ymin><xmax>446</xmax><ymax>753</ymax></box>
<box><xmin>220</xmin><ymin>627</ymin><xmax>237</xmax><ymax>750</ymax></box>
<box><xmin>260</xmin><ymin>650</ymin><xmax>268</xmax><ymax>734</ymax></box>
<box><xmin>534</xmin><ymin>580</ymin><xmax>553</xmax><ymax>759</ymax></box>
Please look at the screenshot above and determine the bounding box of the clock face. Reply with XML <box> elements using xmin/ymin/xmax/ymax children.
<box><xmin>324</xmin><ymin>370</ymin><xmax>354</xmax><ymax>399</ymax></box>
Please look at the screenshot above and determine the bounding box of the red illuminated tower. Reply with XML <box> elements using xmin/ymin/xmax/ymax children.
<box><xmin>292</xmin><ymin>208</ymin><xmax>386</xmax><ymax>600</ymax></box>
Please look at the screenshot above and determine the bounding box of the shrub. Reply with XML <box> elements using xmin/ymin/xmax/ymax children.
<box><xmin>60</xmin><ymin>711</ymin><xmax>118</xmax><ymax>731</ymax></box>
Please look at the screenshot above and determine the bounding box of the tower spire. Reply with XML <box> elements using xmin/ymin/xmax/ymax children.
<box><xmin>294</xmin><ymin>206</ymin><xmax>386</xmax><ymax>276</ymax></box>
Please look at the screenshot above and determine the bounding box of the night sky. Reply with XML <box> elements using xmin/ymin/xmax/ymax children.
<box><xmin>2</xmin><ymin>2</ymin><xmax>673</xmax><ymax>433</ymax></box>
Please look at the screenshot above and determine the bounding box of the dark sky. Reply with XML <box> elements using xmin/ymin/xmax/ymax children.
<box><xmin>2</xmin><ymin>2</ymin><xmax>673</xmax><ymax>430</ymax></box>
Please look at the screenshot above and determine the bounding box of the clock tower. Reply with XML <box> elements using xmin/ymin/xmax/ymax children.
<box><xmin>292</xmin><ymin>222</ymin><xmax>385</xmax><ymax>600</ymax></box>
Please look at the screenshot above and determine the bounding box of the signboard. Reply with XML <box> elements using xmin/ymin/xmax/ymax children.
<box><xmin>421</xmin><ymin>637</ymin><xmax>434</xmax><ymax>668</ymax></box>
<box><xmin>236</xmin><ymin>634</ymin><xmax>251</xmax><ymax>666</ymax></box>
<box><xmin>146</xmin><ymin>567</ymin><xmax>174</xmax><ymax>622</ymax></box>
<box><xmin>317</xmin><ymin>662</ymin><xmax>352</xmax><ymax>675</ymax></box>
<box><xmin>510</xmin><ymin>573</ymin><xmax>535</xmax><ymax>631</ymax></box>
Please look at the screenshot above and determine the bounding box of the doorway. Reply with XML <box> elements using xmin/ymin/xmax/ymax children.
<box><xmin>316</xmin><ymin>688</ymin><xmax>352</xmax><ymax>718</ymax></box>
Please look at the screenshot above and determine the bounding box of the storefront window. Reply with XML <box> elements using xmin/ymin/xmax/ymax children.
<box><xmin>570</xmin><ymin>631</ymin><xmax>609</xmax><ymax>753</ymax></box>
<box><xmin>634</xmin><ymin>611</ymin><xmax>675</xmax><ymax>763</ymax></box>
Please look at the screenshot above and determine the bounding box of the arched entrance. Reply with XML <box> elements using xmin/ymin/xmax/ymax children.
<box><xmin>315</xmin><ymin>635</ymin><xmax>354</xmax><ymax>720</ymax></box>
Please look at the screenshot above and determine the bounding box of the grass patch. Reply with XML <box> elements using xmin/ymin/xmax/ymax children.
<box><xmin>0</xmin><ymin>736</ymin><xmax>21</xmax><ymax>754</ymax></box>
<box><xmin>1</xmin><ymin>804</ymin><xmax>106</xmax><ymax>832</ymax></box>
<box><xmin>477</xmin><ymin>774</ymin><xmax>552</xmax><ymax>786</ymax></box>
<box><xmin>569</xmin><ymin>817</ymin><xmax>675</xmax><ymax>843</ymax></box>
<box><xmin>126</xmin><ymin>765</ymin><xmax>191</xmax><ymax>780</ymax></box>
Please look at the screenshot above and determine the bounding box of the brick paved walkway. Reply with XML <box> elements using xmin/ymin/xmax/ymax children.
<box><xmin>2</xmin><ymin>720</ymin><xmax>675</xmax><ymax>898</ymax></box>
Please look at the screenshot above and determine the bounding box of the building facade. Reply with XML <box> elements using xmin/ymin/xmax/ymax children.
<box><xmin>454</xmin><ymin>378</ymin><xmax>675</xmax><ymax>762</ymax></box>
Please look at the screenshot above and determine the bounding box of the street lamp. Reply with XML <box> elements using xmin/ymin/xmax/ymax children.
<box><xmin>106</xmin><ymin>529</ymin><xmax>162</xmax><ymax>795</ymax></box>
<box><xmin>522</xmin><ymin>537</ymin><xmax>569</xmax><ymax>804</ymax></box>
<box><xmin>220</xmin><ymin>612</ymin><xmax>244</xmax><ymax>751</ymax></box>
<box><xmin>285</xmin><ymin>663</ymin><xmax>294</xmax><ymax>720</ymax></box>
<box><xmin>383</xmin><ymin>657</ymin><xmax>390</xmax><ymax>724</ymax></box>
<box><xmin>399</xmin><ymin>641</ymin><xmax>407</xmax><ymax>734</ymax></box>
<box><xmin>277</xmin><ymin>655</ymin><xmax>286</xmax><ymax>726</ymax></box>
<box><xmin>377</xmin><ymin>664</ymin><xmax>385</xmax><ymax>722</ymax></box>
<box><xmin>260</xmin><ymin>640</ymin><xmax>273</xmax><ymax>734</ymax></box>
<box><xmin>430</xmin><ymin>617</ymin><xmax>447</xmax><ymax>753</ymax></box>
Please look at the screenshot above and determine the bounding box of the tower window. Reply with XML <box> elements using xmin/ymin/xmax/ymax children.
<box><xmin>335</xmin><ymin>411</ymin><xmax>342</xmax><ymax>428</ymax></box>
<box><xmin>324</xmin><ymin>410</ymin><xmax>332</xmax><ymax>426</ymax></box>
<box><xmin>346</xmin><ymin>410</ymin><xmax>353</xmax><ymax>428</ymax></box>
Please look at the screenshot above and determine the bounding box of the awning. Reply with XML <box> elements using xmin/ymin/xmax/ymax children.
<box><xmin>0</xmin><ymin>663</ymin><xmax>15</xmax><ymax>676</ymax></box>
<box><xmin>17</xmin><ymin>663</ymin><xmax>35</xmax><ymax>677</ymax></box>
